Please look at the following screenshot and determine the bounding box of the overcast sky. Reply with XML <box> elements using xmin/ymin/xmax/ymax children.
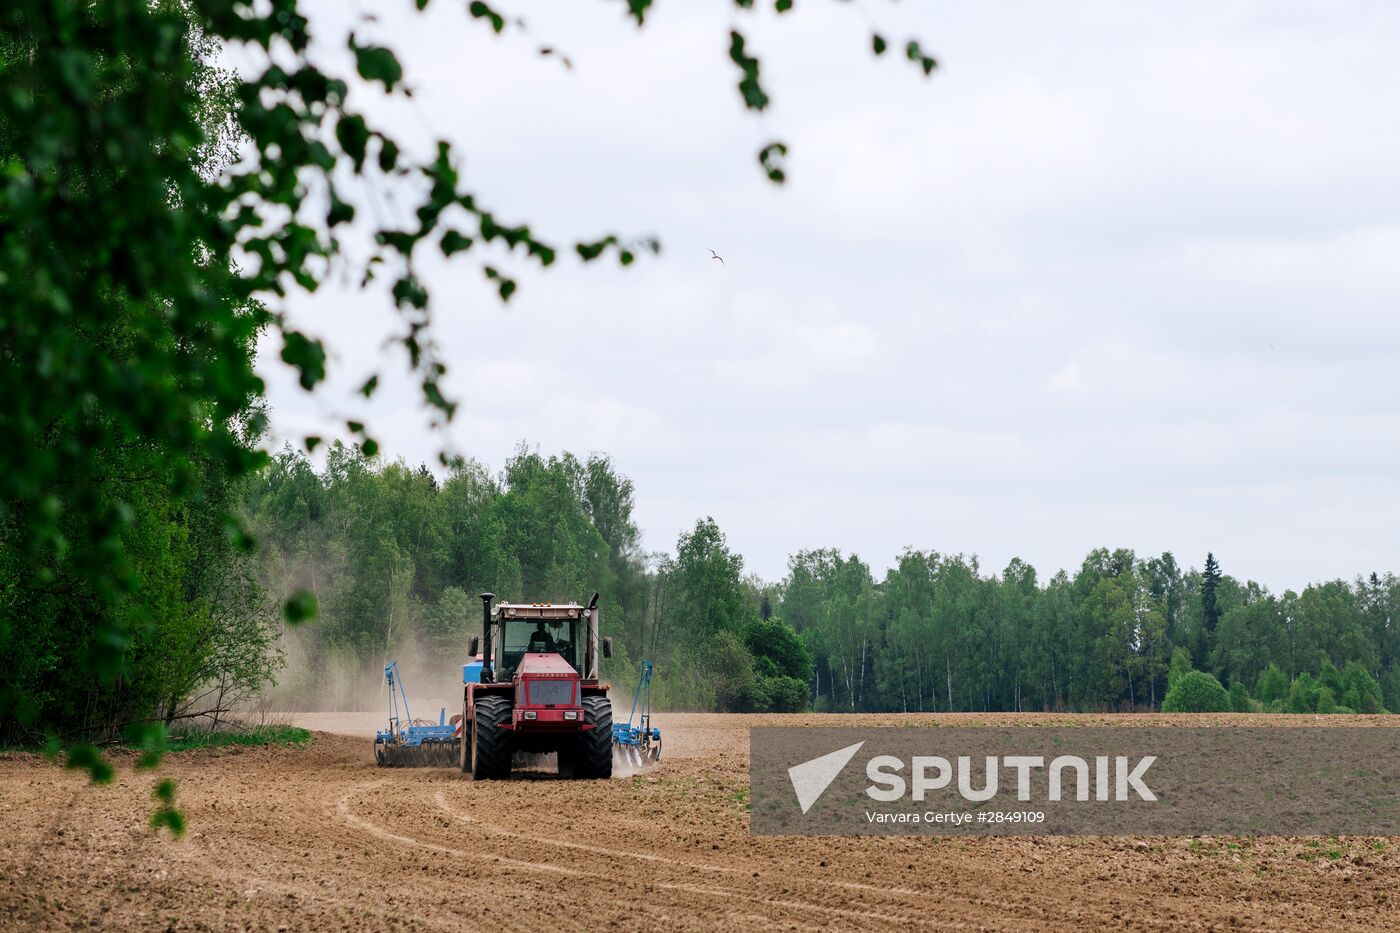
<box><xmin>257</xmin><ymin>1</ymin><xmax>1400</xmax><ymax>589</ymax></box>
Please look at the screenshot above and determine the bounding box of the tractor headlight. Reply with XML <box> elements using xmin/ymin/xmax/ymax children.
<box><xmin>563</xmin><ymin>710</ymin><xmax>579</xmax><ymax>720</ymax></box>
<box><xmin>521</xmin><ymin>710</ymin><xmax>537</xmax><ymax>720</ymax></box>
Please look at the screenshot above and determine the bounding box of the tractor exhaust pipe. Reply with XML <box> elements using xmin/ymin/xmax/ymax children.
<box><xmin>479</xmin><ymin>592</ymin><xmax>495</xmax><ymax>683</ymax></box>
<box><xmin>584</xmin><ymin>591</ymin><xmax>600</xmax><ymax>681</ymax></box>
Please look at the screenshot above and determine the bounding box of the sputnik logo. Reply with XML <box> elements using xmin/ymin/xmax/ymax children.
<box><xmin>787</xmin><ymin>741</ymin><xmax>865</xmax><ymax>814</ymax></box>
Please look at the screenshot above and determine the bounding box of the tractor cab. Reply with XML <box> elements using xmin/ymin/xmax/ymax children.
<box><xmin>467</xmin><ymin>597</ymin><xmax>605</xmax><ymax>687</ymax></box>
<box><xmin>499</xmin><ymin>611</ymin><xmax>580</xmax><ymax>680</ymax></box>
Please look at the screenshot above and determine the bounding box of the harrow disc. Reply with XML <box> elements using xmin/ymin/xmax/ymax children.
<box><xmin>383</xmin><ymin>742</ymin><xmax>461</xmax><ymax>767</ymax></box>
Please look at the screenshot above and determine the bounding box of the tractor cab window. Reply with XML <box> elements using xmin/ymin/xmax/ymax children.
<box><xmin>497</xmin><ymin>618</ymin><xmax>579</xmax><ymax>679</ymax></box>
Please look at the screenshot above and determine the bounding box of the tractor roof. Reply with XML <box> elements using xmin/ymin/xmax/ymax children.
<box><xmin>491</xmin><ymin>602</ymin><xmax>585</xmax><ymax>621</ymax></box>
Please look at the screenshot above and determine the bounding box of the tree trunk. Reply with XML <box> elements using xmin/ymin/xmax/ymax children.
<box><xmin>842</xmin><ymin>657</ymin><xmax>854</xmax><ymax>712</ymax></box>
<box><xmin>914</xmin><ymin>647</ymin><xmax>924</xmax><ymax>712</ymax></box>
<box><xmin>857</xmin><ymin>638</ymin><xmax>867</xmax><ymax>711</ymax></box>
<box><xmin>946</xmin><ymin>655</ymin><xmax>954</xmax><ymax>713</ymax></box>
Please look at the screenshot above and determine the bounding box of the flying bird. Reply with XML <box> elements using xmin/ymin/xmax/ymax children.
<box><xmin>708</xmin><ymin>249</ymin><xmax>724</xmax><ymax>266</ymax></box>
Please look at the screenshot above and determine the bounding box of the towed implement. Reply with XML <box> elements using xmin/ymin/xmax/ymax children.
<box><xmin>613</xmin><ymin>659</ymin><xmax>661</xmax><ymax>768</ymax></box>
<box><xmin>374</xmin><ymin>661</ymin><xmax>459</xmax><ymax>767</ymax></box>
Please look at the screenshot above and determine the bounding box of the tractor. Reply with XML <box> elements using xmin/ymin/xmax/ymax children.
<box><xmin>461</xmin><ymin>592</ymin><xmax>614</xmax><ymax>779</ymax></box>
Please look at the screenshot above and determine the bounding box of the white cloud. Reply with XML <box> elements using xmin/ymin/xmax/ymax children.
<box><xmin>256</xmin><ymin>0</ymin><xmax>1400</xmax><ymax>588</ymax></box>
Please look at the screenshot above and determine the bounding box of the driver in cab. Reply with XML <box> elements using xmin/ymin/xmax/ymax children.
<box><xmin>526</xmin><ymin>622</ymin><xmax>558</xmax><ymax>654</ymax></box>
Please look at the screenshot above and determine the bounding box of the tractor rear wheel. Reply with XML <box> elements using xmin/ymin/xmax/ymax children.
<box><xmin>573</xmin><ymin>696</ymin><xmax>613</xmax><ymax>780</ymax></box>
<box><xmin>471</xmin><ymin>695</ymin><xmax>513</xmax><ymax>780</ymax></box>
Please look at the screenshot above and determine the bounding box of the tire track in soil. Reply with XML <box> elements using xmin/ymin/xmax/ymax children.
<box><xmin>169</xmin><ymin>841</ymin><xmax>459</xmax><ymax>933</ymax></box>
<box><xmin>430</xmin><ymin>788</ymin><xmax>932</xmax><ymax>906</ymax></box>
<box><xmin>336</xmin><ymin>783</ymin><xmax>921</xmax><ymax>928</ymax></box>
<box><xmin>421</xmin><ymin>780</ymin><xmax>1227</xmax><ymax>931</ymax></box>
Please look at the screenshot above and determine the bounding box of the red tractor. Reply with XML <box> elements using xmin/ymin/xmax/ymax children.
<box><xmin>461</xmin><ymin>592</ymin><xmax>614</xmax><ymax>779</ymax></box>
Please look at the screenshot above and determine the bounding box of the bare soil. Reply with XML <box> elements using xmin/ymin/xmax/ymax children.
<box><xmin>2</xmin><ymin>713</ymin><xmax>1397</xmax><ymax>931</ymax></box>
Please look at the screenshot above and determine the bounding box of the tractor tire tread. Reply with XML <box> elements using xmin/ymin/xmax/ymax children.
<box><xmin>575</xmin><ymin>696</ymin><xmax>613</xmax><ymax>780</ymax></box>
<box><xmin>471</xmin><ymin>695</ymin><xmax>513</xmax><ymax>780</ymax></box>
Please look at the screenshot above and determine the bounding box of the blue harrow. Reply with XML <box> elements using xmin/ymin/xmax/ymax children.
<box><xmin>613</xmin><ymin>659</ymin><xmax>662</xmax><ymax>768</ymax></box>
<box><xmin>373</xmin><ymin>661</ymin><xmax>459</xmax><ymax>767</ymax></box>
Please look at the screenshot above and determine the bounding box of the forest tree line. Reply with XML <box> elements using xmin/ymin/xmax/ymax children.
<box><xmin>787</xmin><ymin>548</ymin><xmax>1395</xmax><ymax>714</ymax></box>
<box><xmin>248</xmin><ymin>446</ymin><xmax>1398</xmax><ymax>715</ymax></box>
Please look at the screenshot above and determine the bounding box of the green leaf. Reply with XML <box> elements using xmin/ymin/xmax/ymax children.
<box><xmin>775</xmin><ymin>0</ymin><xmax>794</xmax><ymax>11</ymax></box>
<box><xmin>484</xmin><ymin>266</ymin><xmax>516</xmax><ymax>301</ymax></box>
<box><xmin>284</xmin><ymin>591</ymin><xmax>319</xmax><ymax>625</ymax></box>
<box><xmin>728</xmin><ymin>32</ymin><xmax>769</xmax><ymax>112</ymax></box>
<box><xmin>352</xmin><ymin>42</ymin><xmax>404</xmax><ymax>90</ymax></box>
<box><xmin>625</xmin><ymin>0</ymin><xmax>653</xmax><ymax>25</ymax></box>
<box><xmin>149</xmin><ymin>781</ymin><xmax>184</xmax><ymax>837</ymax></box>
<box><xmin>126</xmin><ymin>722</ymin><xmax>169</xmax><ymax>771</ymax></box>
<box><xmin>64</xmin><ymin>745</ymin><xmax>114</xmax><ymax>785</ymax></box>
<box><xmin>304</xmin><ymin>435</ymin><xmax>322</xmax><ymax>452</ymax></box>
<box><xmin>279</xmin><ymin>332</ymin><xmax>326</xmax><ymax>390</ymax></box>
<box><xmin>758</xmin><ymin>141</ymin><xmax>788</xmax><ymax>184</ymax></box>
<box><xmin>149</xmin><ymin>808</ymin><xmax>186</xmax><ymax>837</ymax></box>
<box><xmin>335</xmin><ymin>114</ymin><xmax>370</xmax><ymax>172</ymax></box>
<box><xmin>906</xmin><ymin>40</ymin><xmax>938</xmax><ymax>76</ymax></box>
<box><xmin>392</xmin><ymin>275</ymin><xmax>428</xmax><ymax>310</ymax></box>
<box><xmin>440</xmin><ymin>230</ymin><xmax>474</xmax><ymax>256</ymax></box>
<box><xmin>222</xmin><ymin>514</ymin><xmax>257</xmax><ymax>554</ymax></box>
<box><xmin>872</xmin><ymin>34</ymin><xmax>887</xmax><ymax>56</ymax></box>
<box><xmin>327</xmin><ymin>193</ymin><xmax>354</xmax><ymax>227</ymax></box>
<box><xmin>377</xmin><ymin>137</ymin><xmax>400</xmax><ymax>173</ymax></box>
<box><xmin>576</xmin><ymin>236</ymin><xmax>617</xmax><ymax>261</ymax></box>
<box><xmin>468</xmin><ymin>1</ymin><xmax>506</xmax><ymax>33</ymax></box>
<box><xmin>359</xmin><ymin>375</ymin><xmax>379</xmax><ymax>398</ymax></box>
<box><xmin>423</xmin><ymin>380</ymin><xmax>456</xmax><ymax>418</ymax></box>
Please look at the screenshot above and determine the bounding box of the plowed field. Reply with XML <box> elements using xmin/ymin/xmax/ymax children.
<box><xmin>2</xmin><ymin>713</ymin><xmax>1396</xmax><ymax>930</ymax></box>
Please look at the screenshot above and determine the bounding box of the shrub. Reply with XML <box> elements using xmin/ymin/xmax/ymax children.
<box><xmin>1286</xmin><ymin>673</ymin><xmax>1320</xmax><ymax>713</ymax></box>
<box><xmin>1318</xmin><ymin>660</ymin><xmax>1343</xmax><ymax>699</ymax></box>
<box><xmin>1256</xmin><ymin>663</ymin><xmax>1289</xmax><ymax>707</ymax></box>
<box><xmin>1227</xmin><ymin>681</ymin><xmax>1252</xmax><ymax>713</ymax></box>
<box><xmin>1340</xmin><ymin>661</ymin><xmax>1386</xmax><ymax>714</ymax></box>
<box><xmin>706</xmin><ymin>631</ymin><xmax>760</xmax><ymax>712</ymax></box>
<box><xmin>743</xmin><ymin>617</ymin><xmax>813</xmax><ymax>683</ymax></box>
<box><xmin>1162</xmin><ymin>670</ymin><xmax>1232</xmax><ymax>712</ymax></box>
<box><xmin>760</xmin><ymin>675</ymin><xmax>810</xmax><ymax>713</ymax></box>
